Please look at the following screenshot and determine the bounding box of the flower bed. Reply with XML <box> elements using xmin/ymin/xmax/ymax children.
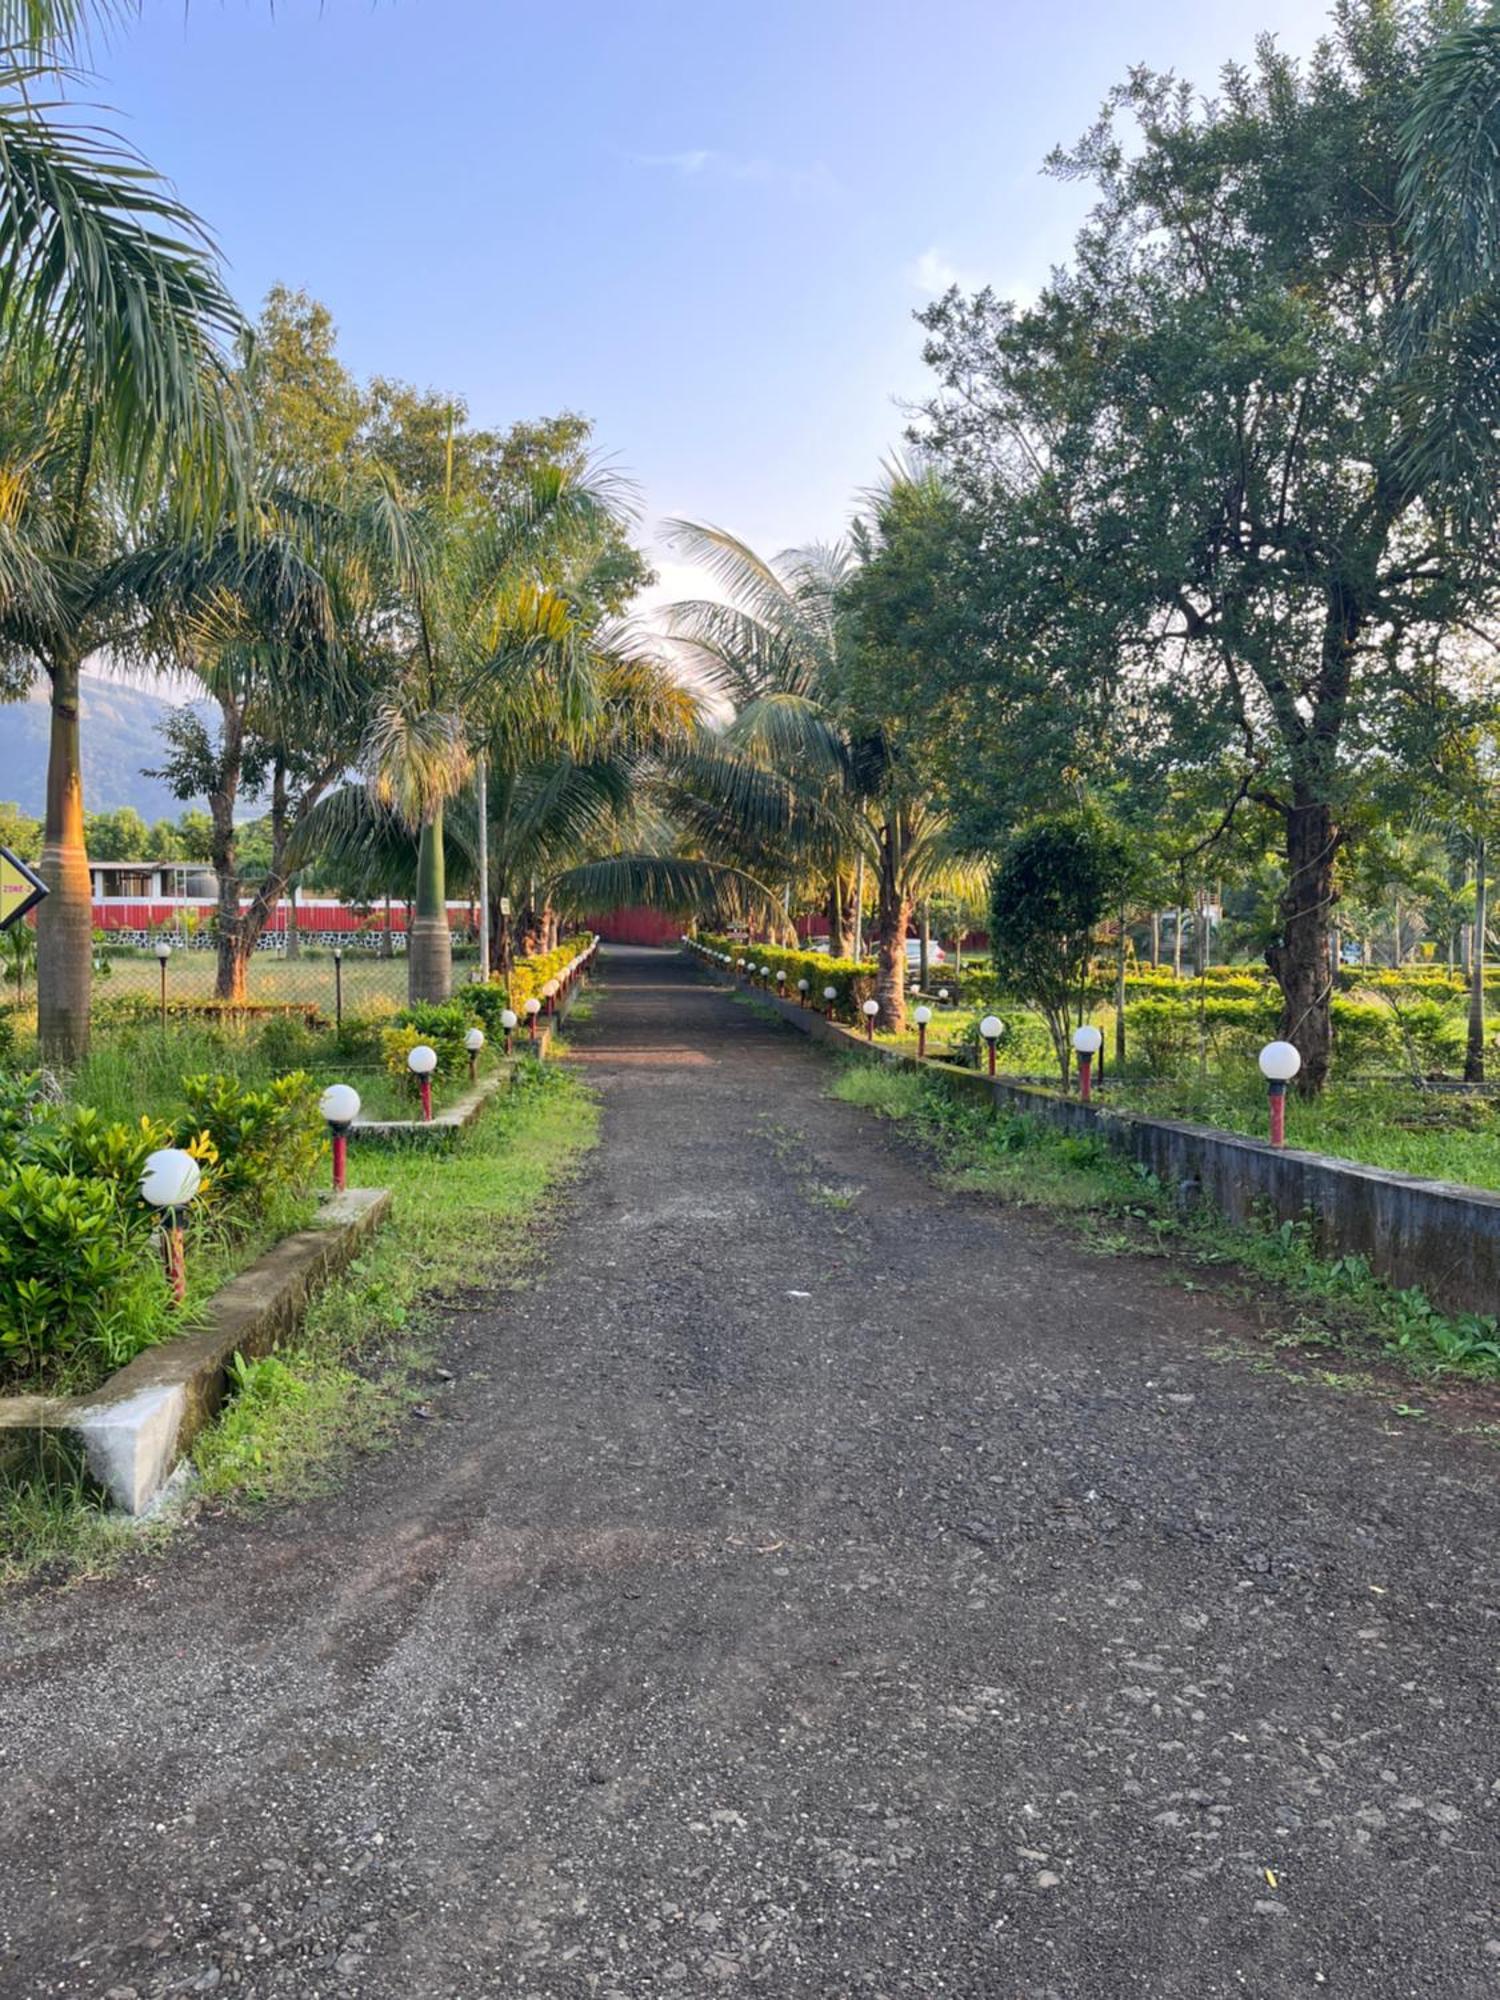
<box><xmin>0</xmin><ymin>1067</ymin><xmax>323</xmax><ymax>1399</ymax></box>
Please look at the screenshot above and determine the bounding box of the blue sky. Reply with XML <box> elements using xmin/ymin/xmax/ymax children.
<box><xmin>88</xmin><ymin>0</ymin><xmax>1327</xmax><ymax>610</ymax></box>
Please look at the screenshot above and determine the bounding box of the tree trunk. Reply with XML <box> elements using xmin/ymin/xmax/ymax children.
<box><xmin>827</xmin><ymin>873</ymin><xmax>847</xmax><ymax>959</ymax></box>
<box><xmin>1114</xmin><ymin>901</ymin><xmax>1127</xmax><ymax>1067</ymax></box>
<box><xmin>1150</xmin><ymin>909</ymin><xmax>1160</xmax><ymax>968</ymax></box>
<box><xmin>1267</xmin><ymin>799</ymin><xmax>1338</xmax><ymax>1096</ymax></box>
<box><xmin>381</xmin><ymin>895</ymin><xmax>394</xmax><ymax>958</ymax></box>
<box><xmin>35</xmin><ymin>654</ymin><xmax>93</xmax><ymax>1059</ymax></box>
<box><xmin>408</xmin><ymin>804</ymin><xmax>452</xmax><ymax>1002</ymax></box>
<box><xmin>284</xmin><ymin>879</ymin><xmax>300</xmax><ymax>960</ymax></box>
<box><xmin>873</xmin><ymin>823</ymin><xmax>910</xmax><ymax>1034</ymax></box>
<box><xmin>919</xmin><ymin>898</ymin><xmax>931</xmax><ymax>991</ymax></box>
<box><xmin>210</xmin><ymin>790</ymin><xmax>247</xmax><ymax>1005</ymax></box>
<box><xmin>1466</xmin><ymin>835</ymin><xmax>1486</xmax><ymax>1083</ymax></box>
<box><xmin>852</xmin><ymin>853</ymin><xmax>865</xmax><ymax>961</ymax></box>
<box><xmin>1172</xmin><ymin>907</ymin><xmax>1183</xmax><ymax>979</ymax></box>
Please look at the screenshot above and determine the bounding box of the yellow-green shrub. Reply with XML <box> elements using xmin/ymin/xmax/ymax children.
<box><xmin>697</xmin><ymin>934</ymin><xmax>876</xmax><ymax>1021</ymax></box>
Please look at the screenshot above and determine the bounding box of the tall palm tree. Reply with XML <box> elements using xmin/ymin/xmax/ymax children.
<box><xmin>1398</xmin><ymin>3</ymin><xmax>1500</xmax><ymax>520</ymax></box>
<box><xmin>355</xmin><ymin>461</ymin><xmax>630</xmax><ymax>1001</ymax></box>
<box><xmin>0</xmin><ymin>0</ymin><xmax>244</xmax><ymax>1054</ymax></box>
<box><xmin>662</xmin><ymin>504</ymin><xmax>981</xmax><ymax>1030</ymax></box>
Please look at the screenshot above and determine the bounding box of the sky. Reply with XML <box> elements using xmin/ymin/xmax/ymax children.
<box><xmin>82</xmin><ymin>0</ymin><xmax>1329</xmax><ymax>620</ymax></box>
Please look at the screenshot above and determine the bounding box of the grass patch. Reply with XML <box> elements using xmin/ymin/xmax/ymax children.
<box><xmin>1108</xmin><ymin>1074</ymin><xmax>1500</xmax><ymax>1193</ymax></box>
<box><xmin>0</xmin><ymin>1058</ymin><xmax>598</xmax><ymax>1585</ymax></box>
<box><xmin>191</xmin><ymin>1058</ymin><xmax>597</xmax><ymax>1505</ymax></box>
<box><xmin>829</xmin><ymin>1054</ymin><xmax>1500</xmax><ymax>1390</ymax></box>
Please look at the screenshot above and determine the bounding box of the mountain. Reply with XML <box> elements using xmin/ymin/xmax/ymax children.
<box><xmin>1</xmin><ymin>674</ymin><xmax>214</xmax><ymax>821</ymax></box>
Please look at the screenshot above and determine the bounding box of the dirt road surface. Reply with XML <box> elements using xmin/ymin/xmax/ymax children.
<box><xmin>2</xmin><ymin>948</ymin><xmax>1496</xmax><ymax>1998</ymax></box>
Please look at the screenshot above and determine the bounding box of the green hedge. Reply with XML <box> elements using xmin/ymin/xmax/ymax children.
<box><xmin>697</xmin><ymin>934</ymin><xmax>876</xmax><ymax>1022</ymax></box>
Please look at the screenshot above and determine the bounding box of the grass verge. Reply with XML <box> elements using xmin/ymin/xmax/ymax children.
<box><xmin>830</xmin><ymin>1058</ymin><xmax>1500</xmax><ymax>1393</ymax></box>
<box><xmin>0</xmin><ymin>1058</ymin><xmax>598</xmax><ymax>1587</ymax></box>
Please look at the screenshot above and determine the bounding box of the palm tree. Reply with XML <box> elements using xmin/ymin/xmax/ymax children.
<box><xmin>352</xmin><ymin>461</ymin><xmax>632</xmax><ymax>1002</ymax></box>
<box><xmin>662</xmin><ymin>498</ymin><xmax>981</xmax><ymax>1031</ymax></box>
<box><xmin>1398</xmin><ymin>4</ymin><xmax>1500</xmax><ymax>520</ymax></box>
<box><xmin>0</xmin><ymin>1</ymin><xmax>244</xmax><ymax>1053</ymax></box>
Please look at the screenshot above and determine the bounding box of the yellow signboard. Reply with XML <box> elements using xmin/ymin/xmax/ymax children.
<box><xmin>0</xmin><ymin>847</ymin><xmax>47</xmax><ymax>931</ymax></box>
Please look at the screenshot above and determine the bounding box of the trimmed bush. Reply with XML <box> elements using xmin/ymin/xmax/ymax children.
<box><xmin>699</xmin><ymin>933</ymin><xmax>876</xmax><ymax>1021</ymax></box>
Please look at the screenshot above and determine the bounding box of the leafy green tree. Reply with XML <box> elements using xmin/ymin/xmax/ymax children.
<box><xmin>0</xmin><ymin>800</ymin><xmax>40</xmax><ymax>860</ymax></box>
<box><xmin>988</xmin><ymin>812</ymin><xmax>1131</xmax><ymax>1084</ymax></box>
<box><xmin>918</xmin><ymin>5</ymin><xmax>1500</xmax><ymax>1093</ymax></box>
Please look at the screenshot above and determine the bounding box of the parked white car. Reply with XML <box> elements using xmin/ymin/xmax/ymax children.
<box><xmin>905</xmin><ymin>940</ymin><xmax>947</xmax><ymax>970</ymax></box>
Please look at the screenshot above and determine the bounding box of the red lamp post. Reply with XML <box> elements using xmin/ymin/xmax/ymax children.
<box><xmin>979</xmin><ymin>1014</ymin><xmax>1004</xmax><ymax>1076</ymax></box>
<box><xmin>1072</xmin><ymin>1024</ymin><xmax>1103</xmax><ymax>1102</ymax></box>
<box><xmin>914</xmin><ymin>1004</ymin><xmax>932</xmax><ymax>1059</ymax></box>
<box><xmin>319</xmin><ymin>1084</ymin><xmax>361</xmax><ymax>1192</ymax></box>
<box><xmin>1259</xmin><ymin>1040</ymin><xmax>1301</xmax><ymax>1146</ymax></box>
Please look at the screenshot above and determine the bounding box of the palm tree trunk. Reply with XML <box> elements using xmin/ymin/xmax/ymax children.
<box><xmin>1466</xmin><ymin>835</ymin><xmax>1486</xmax><ymax>1083</ymax></box>
<box><xmin>408</xmin><ymin>805</ymin><xmax>452</xmax><ymax>1003</ymax></box>
<box><xmin>827</xmin><ymin>873</ymin><xmax>847</xmax><ymax>958</ymax></box>
<box><xmin>919</xmin><ymin>899</ymin><xmax>931</xmax><ymax>990</ymax></box>
<box><xmin>873</xmin><ymin>826</ymin><xmax>909</xmax><ymax>1034</ymax></box>
<box><xmin>36</xmin><ymin>654</ymin><xmax>92</xmax><ymax>1059</ymax></box>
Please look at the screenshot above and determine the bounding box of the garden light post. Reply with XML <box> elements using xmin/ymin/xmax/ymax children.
<box><xmin>979</xmin><ymin>1014</ymin><xmax>1005</xmax><ymax>1077</ymax></box>
<box><xmin>140</xmin><ymin>1147</ymin><xmax>202</xmax><ymax>1303</ymax></box>
<box><xmin>797</xmin><ymin>977</ymin><xmax>809</xmax><ymax>1007</ymax></box>
<box><xmin>525</xmin><ymin>996</ymin><xmax>541</xmax><ymax>1045</ymax></box>
<box><xmin>824</xmin><ymin>984</ymin><xmax>837</xmax><ymax>1020</ymax></box>
<box><xmin>332</xmin><ymin>947</ymin><xmax>343</xmax><ymax>1029</ymax></box>
<box><xmin>760</xmin><ymin>964</ymin><xmax>770</xmax><ymax>990</ymax></box>
<box><xmin>319</xmin><ymin>1084</ymin><xmax>361</xmax><ymax>1193</ymax></box>
<box><xmin>500</xmin><ymin>1006</ymin><xmax>518</xmax><ymax>1055</ymax></box>
<box><xmin>914</xmin><ymin>1004</ymin><xmax>932</xmax><ymax>1059</ymax></box>
<box><xmin>408</xmin><ymin>1042</ymin><xmax>437</xmax><ymax>1121</ymax></box>
<box><xmin>776</xmin><ymin>968</ymin><xmax>786</xmax><ymax>996</ymax></box>
<box><xmin>466</xmin><ymin>1026</ymin><xmax>485</xmax><ymax>1082</ymax></box>
<box><xmin>543</xmin><ymin>976</ymin><xmax>560</xmax><ymax>1017</ymax></box>
<box><xmin>1259</xmin><ymin>1040</ymin><xmax>1301</xmax><ymax>1147</ymax></box>
<box><xmin>938</xmin><ymin>986</ymin><xmax>950</xmax><ymax>1009</ymax></box>
<box><xmin>155</xmin><ymin>938</ymin><xmax>171</xmax><ymax>1030</ymax></box>
<box><xmin>862</xmin><ymin>997</ymin><xmax>879</xmax><ymax>1040</ymax></box>
<box><xmin>1072</xmin><ymin>1024</ymin><xmax>1103</xmax><ymax>1102</ymax></box>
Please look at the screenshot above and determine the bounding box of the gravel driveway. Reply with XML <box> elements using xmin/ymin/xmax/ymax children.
<box><xmin>2</xmin><ymin>945</ymin><xmax>1497</xmax><ymax>1998</ymax></box>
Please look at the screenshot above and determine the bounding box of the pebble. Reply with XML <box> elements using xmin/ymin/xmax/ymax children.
<box><xmin>1035</xmin><ymin>1870</ymin><xmax>1061</xmax><ymax>1890</ymax></box>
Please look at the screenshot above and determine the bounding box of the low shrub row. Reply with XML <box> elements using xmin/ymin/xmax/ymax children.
<box><xmin>374</xmin><ymin>935</ymin><xmax>597</xmax><ymax>1095</ymax></box>
<box><xmin>695</xmin><ymin>934</ymin><xmax>876</xmax><ymax>1021</ymax></box>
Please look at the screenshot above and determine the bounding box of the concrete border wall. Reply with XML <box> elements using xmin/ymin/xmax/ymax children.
<box><xmin>696</xmin><ymin>956</ymin><xmax>1500</xmax><ymax>1322</ymax></box>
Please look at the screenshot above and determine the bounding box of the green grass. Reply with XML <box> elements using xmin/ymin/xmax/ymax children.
<box><xmin>0</xmin><ymin>1058</ymin><xmax>598</xmax><ymax>1584</ymax></box>
<box><xmin>828</xmin><ymin>1056</ymin><xmax>1500</xmax><ymax>1390</ymax></box>
<box><xmin>191</xmin><ymin>1058</ymin><xmax>596</xmax><ymax>1504</ymax></box>
<box><xmin>1107</xmin><ymin>1074</ymin><xmax>1500</xmax><ymax>1193</ymax></box>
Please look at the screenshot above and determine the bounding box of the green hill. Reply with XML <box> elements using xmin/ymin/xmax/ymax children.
<box><xmin>1</xmin><ymin>675</ymin><xmax>212</xmax><ymax>821</ymax></box>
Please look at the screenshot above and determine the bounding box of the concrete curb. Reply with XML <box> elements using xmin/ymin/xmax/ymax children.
<box><xmin>353</xmin><ymin>1067</ymin><xmax>513</xmax><ymax>1143</ymax></box>
<box><xmin>687</xmin><ymin>948</ymin><xmax>1500</xmax><ymax>1323</ymax></box>
<box><xmin>0</xmin><ymin>1187</ymin><xmax>391</xmax><ymax>1513</ymax></box>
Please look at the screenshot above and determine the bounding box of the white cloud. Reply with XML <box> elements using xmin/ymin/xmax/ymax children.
<box><xmin>907</xmin><ymin>246</ymin><xmax>970</xmax><ymax>295</ymax></box>
<box><xmin>632</xmin><ymin>148</ymin><xmax>839</xmax><ymax>201</ymax></box>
